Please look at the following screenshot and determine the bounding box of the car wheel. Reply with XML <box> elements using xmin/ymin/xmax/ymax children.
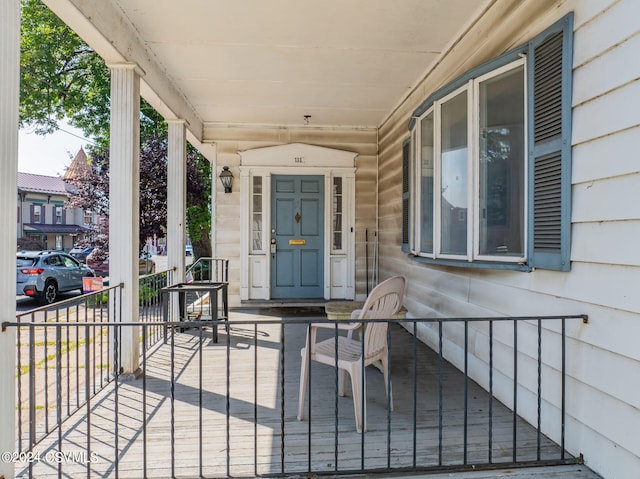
<box><xmin>41</xmin><ymin>280</ymin><xmax>58</xmax><ymax>305</ymax></box>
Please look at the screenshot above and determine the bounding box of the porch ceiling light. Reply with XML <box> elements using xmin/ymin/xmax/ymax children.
<box><xmin>219</xmin><ymin>166</ymin><xmax>233</xmax><ymax>193</ymax></box>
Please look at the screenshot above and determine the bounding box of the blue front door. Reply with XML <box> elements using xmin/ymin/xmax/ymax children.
<box><xmin>271</xmin><ymin>175</ymin><xmax>324</xmax><ymax>298</ymax></box>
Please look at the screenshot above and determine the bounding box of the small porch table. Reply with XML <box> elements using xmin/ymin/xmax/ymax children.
<box><xmin>161</xmin><ymin>282</ymin><xmax>228</xmax><ymax>342</ymax></box>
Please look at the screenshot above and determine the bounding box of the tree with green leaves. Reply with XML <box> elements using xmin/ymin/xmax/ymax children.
<box><xmin>186</xmin><ymin>149</ymin><xmax>212</xmax><ymax>258</ymax></box>
<box><xmin>20</xmin><ymin>0</ymin><xmax>212</xmax><ymax>259</ymax></box>
<box><xmin>67</xmin><ymin>134</ymin><xmax>212</xmax><ymax>260</ymax></box>
<box><xmin>20</xmin><ymin>0</ymin><xmax>110</xmax><ymax>139</ymax></box>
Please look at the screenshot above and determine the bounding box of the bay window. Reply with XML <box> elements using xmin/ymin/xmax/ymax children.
<box><xmin>477</xmin><ymin>64</ymin><xmax>526</xmax><ymax>259</ymax></box>
<box><xmin>438</xmin><ymin>88</ymin><xmax>469</xmax><ymax>257</ymax></box>
<box><xmin>420</xmin><ymin>111</ymin><xmax>434</xmax><ymax>254</ymax></box>
<box><xmin>405</xmin><ymin>13</ymin><xmax>573</xmax><ymax>271</ymax></box>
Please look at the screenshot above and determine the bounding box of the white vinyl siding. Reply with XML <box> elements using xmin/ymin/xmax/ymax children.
<box><xmin>383</xmin><ymin>5</ymin><xmax>640</xmax><ymax>478</ymax></box>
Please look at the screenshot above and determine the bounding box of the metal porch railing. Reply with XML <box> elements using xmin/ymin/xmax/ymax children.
<box><xmin>2</xmin><ymin>313</ymin><xmax>586</xmax><ymax>478</ymax></box>
<box><xmin>186</xmin><ymin>257</ymin><xmax>229</xmax><ymax>284</ymax></box>
<box><xmin>10</xmin><ymin>269</ymin><xmax>172</xmax><ymax>459</ymax></box>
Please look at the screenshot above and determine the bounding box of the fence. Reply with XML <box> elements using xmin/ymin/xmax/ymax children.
<box><xmin>11</xmin><ymin>269</ymin><xmax>171</xmax><ymax>457</ymax></box>
<box><xmin>186</xmin><ymin>257</ymin><xmax>229</xmax><ymax>284</ymax></box>
<box><xmin>2</xmin><ymin>312</ymin><xmax>586</xmax><ymax>478</ymax></box>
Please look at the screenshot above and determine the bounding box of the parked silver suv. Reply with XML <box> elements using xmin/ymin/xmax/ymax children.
<box><xmin>16</xmin><ymin>251</ymin><xmax>96</xmax><ymax>304</ymax></box>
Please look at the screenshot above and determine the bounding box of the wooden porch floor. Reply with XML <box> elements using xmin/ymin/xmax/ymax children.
<box><xmin>17</xmin><ymin>307</ymin><xmax>588</xmax><ymax>478</ymax></box>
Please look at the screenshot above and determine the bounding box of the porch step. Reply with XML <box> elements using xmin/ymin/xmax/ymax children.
<box><xmin>344</xmin><ymin>464</ymin><xmax>602</xmax><ymax>479</ymax></box>
<box><xmin>240</xmin><ymin>298</ymin><xmax>327</xmax><ymax>308</ymax></box>
<box><xmin>239</xmin><ymin>299</ymin><xmax>328</xmax><ymax>317</ymax></box>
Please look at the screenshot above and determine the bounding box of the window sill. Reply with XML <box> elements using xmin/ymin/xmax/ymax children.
<box><xmin>407</xmin><ymin>253</ymin><xmax>532</xmax><ymax>272</ymax></box>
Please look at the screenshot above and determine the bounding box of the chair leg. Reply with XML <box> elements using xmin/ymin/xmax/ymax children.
<box><xmin>297</xmin><ymin>348</ymin><xmax>309</xmax><ymax>421</ymax></box>
<box><xmin>338</xmin><ymin>370</ymin><xmax>347</xmax><ymax>396</ymax></box>
<box><xmin>349</xmin><ymin>363</ymin><xmax>366</xmax><ymax>433</ymax></box>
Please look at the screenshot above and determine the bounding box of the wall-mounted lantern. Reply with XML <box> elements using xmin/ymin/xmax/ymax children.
<box><xmin>219</xmin><ymin>166</ymin><xmax>233</xmax><ymax>193</ymax></box>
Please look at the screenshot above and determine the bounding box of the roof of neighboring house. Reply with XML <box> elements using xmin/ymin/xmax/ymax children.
<box><xmin>17</xmin><ymin>172</ymin><xmax>69</xmax><ymax>196</ymax></box>
<box><xmin>23</xmin><ymin>223</ymin><xmax>91</xmax><ymax>234</ymax></box>
<box><xmin>63</xmin><ymin>148</ymin><xmax>91</xmax><ymax>181</ymax></box>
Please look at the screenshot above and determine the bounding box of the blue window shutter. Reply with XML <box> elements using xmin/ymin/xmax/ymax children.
<box><xmin>401</xmin><ymin>138</ymin><xmax>411</xmax><ymax>252</ymax></box>
<box><xmin>527</xmin><ymin>13</ymin><xmax>573</xmax><ymax>271</ymax></box>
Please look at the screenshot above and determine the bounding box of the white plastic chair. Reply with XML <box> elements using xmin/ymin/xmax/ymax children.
<box><xmin>297</xmin><ymin>275</ymin><xmax>405</xmax><ymax>432</ymax></box>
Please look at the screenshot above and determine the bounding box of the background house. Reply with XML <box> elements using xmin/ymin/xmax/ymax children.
<box><xmin>17</xmin><ymin>149</ymin><xmax>93</xmax><ymax>251</ymax></box>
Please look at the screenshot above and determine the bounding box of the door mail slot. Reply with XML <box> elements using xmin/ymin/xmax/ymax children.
<box><xmin>289</xmin><ymin>239</ymin><xmax>306</xmax><ymax>245</ymax></box>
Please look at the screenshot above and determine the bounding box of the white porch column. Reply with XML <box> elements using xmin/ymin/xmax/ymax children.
<box><xmin>0</xmin><ymin>1</ymin><xmax>19</xmax><ymax>476</ymax></box>
<box><xmin>210</xmin><ymin>143</ymin><xmax>218</xmax><ymax>258</ymax></box>
<box><xmin>109</xmin><ymin>63</ymin><xmax>140</xmax><ymax>376</ymax></box>
<box><xmin>167</xmin><ymin>120</ymin><xmax>187</xmax><ymax>288</ymax></box>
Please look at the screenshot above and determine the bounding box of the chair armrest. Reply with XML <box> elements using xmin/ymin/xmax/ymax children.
<box><xmin>310</xmin><ymin>321</ymin><xmax>361</xmax><ymax>332</ymax></box>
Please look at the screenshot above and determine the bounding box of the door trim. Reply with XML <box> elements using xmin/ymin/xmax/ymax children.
<box><xmin>238</xmin><ymin>143</ymin><xmax>357</xmax><ymax>301</ymax></box>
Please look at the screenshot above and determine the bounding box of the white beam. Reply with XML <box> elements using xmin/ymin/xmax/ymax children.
<box><xmin>109</xmin><ymin>63</ymin><xmax>140</xmax><ymax>376</ymax></box>
<box><xmin>167</xmin><ymin>120</ymin><xmax>187</xmax><ymax>286</ymax></box>
<box><xmin>0</xmin><ymin>1</ymin><xmax>19</xmax><ymax>477</ymax></box>
<box><xmin>43</xmin><ymin>0</ymin><xmax>203</xmax><ymax>141</ymax></box>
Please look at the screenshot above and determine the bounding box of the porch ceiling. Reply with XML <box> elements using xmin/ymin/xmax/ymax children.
<box><xmin>45</xmin><ymin>0</ymin><xmax>492</xmax><ymax>141</ymax></box>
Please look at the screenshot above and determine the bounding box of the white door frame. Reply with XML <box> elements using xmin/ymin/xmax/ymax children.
<box><xmin>238</xmin><ymin>143</ymin><xmax>357</xmax><ymax>301</ymax></box>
